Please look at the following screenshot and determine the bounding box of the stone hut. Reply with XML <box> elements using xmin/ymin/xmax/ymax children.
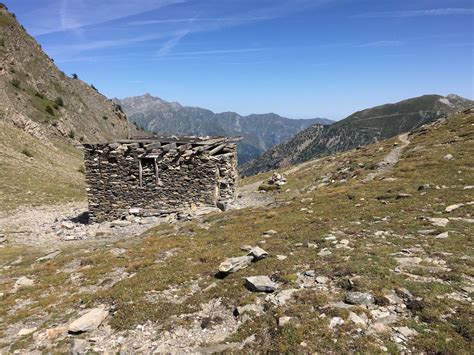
<box><xmin>83</xmin><ymin>136</ymin><xmax>240</xmax><ymax>223</ymax></box>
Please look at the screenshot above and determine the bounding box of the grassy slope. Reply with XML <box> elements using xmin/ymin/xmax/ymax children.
<box><xmin>0</xmin><ymin>112</ymin><xmax>473</xmax><ymax>352</ymax></box>
<box><xmin>0</xmin><ymin>123</ymin><xmax>85</xmax><ymax>212</ymax></box>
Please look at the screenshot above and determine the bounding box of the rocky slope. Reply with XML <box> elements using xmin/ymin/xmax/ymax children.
<box><xmin>0</xmin><ymin>4</ymin><xmax>142</xmax><ymax>209</ymax></box>
<box><xmin>0</xmin><ymin>4</ymin><xmax>140</xmax><ymax>144</ymax></box>
<box><xmin>116</xmin><ymin>94</ymin><xmax>332</xmax><ymax>164</ymax></box>
<box><xmin>241</xmin><ymin>94</ymin><xmax>473</xmax><ymax>175</ymax></box>
<box><xmin>1</xmin><ymin>109</ymin><xmax>473</xmax><ymax>353</ymax></box>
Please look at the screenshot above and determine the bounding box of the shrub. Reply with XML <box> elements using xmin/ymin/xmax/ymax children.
<box><xmin>68</xmin><ymin>130</ymin><xmax>75</xmax><ymax>139</ymax></box>
<box><xmin>79</xmin><ymin>136</ymin><xmax>85</xmax><ymax>142</ymax></box>
<box><xmin>35</xmin><ymin>91</ymin><xmax>45</xmax><ymax>99</ymax></box>
<box><xmin>54</xmin><ymin>97</ymin><xmax>64</xmax><ymax>107</ymax></box>
<box><xmin>71</xmin><ymin>73</ymin><xmax>78</xmax><ymax>79</ymax></box>
<box><xmin>10</xmin><ymin>78</ymin><xmax>20</xmax><ymax>88</ymax></box>
<box><xmin>91</xmin><ymin>84</ymin><xmax>98</xmax><ymax>91</ymax></box>
<box><xmin>45</xmin><ymin>105</ymin><xmax>54</xmax><ymax>115</ymax></box>
<box><xmin>77</xmin><ymin>165</ymin><xmax>85</xmax><ymax>174</ymax></box>
<box><xmin>21</xmin><ymin>147</ymin><xmax>34</xmax><ymax>157</ymax></box>
<box><xmin>102</xmin><ymin>115</ymin><xmax>108</xmax><ymax>120</ymax></box>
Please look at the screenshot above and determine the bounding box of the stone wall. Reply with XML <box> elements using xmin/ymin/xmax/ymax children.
<box><xmin>83</xmin><ymin>137</ymin><xmax>239</xmax><ymax>223</ymax></box>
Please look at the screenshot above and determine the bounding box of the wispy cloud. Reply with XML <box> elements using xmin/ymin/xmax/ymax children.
<box><xmin>354</xmin><ymin>40</ymin><xmax>405</xmax><ymax>48</ymax></box>
<box><xmin>129</xmin><ymin>16</ymin><xmax>271</xmax><ymax>26</ymax></box>
<box><xmin>25</xmin><ymin>0</ymin><xmax>186</xmax><ymax>36</ymax></box>
<box><xmin>156</xmin><ymin>29</ymin><xmax>191</xmax><ymax>58</ymax></box>
<box><xmin>165</xmin><ymin>48</ymin><xmax>267</xmax><ymax>57</ymax></box>
<box><xmin>352</xmin><ymin>8</ymin><xmax>474</xmax><ymax>19</ymax></box>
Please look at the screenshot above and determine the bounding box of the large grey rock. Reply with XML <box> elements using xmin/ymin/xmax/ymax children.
<box><xmin>427</xmin><ymin>217</ymin><xmax>449</xmax><ymax>227</ymax></box>
<box><xmin>12</xmin><ymin>276</ymin><xmax>34</xmax><ymax>292</ymax></box>
<box><xmin>345</xmin><ymin>291</ymin><xmax>374</xmax><ymax>305</ymax></box>
<box><xmin>445</xmin><ymin>203</ymin><xmax>464</xmax><ymax>212</ymax></box>
<box><xmin>248</xmin><ymin>246</ymin><xmax>268</xmax><ymax>260</ymax></box>
<box><xmin>218</xmin><ymin>256</ymin><xmax>253</xmax><ymax>274</ymax></box>
<box><xmin>68</xmin><ymin>307</ymin><xmax>109</xmax><ymax>333</ymax></box>
<box><xmin>245</xmin><ymin>276</ymin><xmax>277</xmax><ymax>293</ymax></box>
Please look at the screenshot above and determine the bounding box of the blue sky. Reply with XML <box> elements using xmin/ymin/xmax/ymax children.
<box><xmin>6</xmin><ymin>0</ymin><xmax>474</xmax><ymax>119</ymax></box>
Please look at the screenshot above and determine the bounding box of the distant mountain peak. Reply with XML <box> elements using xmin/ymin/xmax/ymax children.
<box><xmin>116</xmin><ymin>94</ymin><xmax>333</xmax><ymax>164</ymax></box>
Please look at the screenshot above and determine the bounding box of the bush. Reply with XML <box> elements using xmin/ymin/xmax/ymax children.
<box><xmin>35</xmin><ymin>91</ymin><xmax>45</xmax><ymax>99</ymax></box>
<box><xmin>45</xmin><ymin>105</ymin><xmax>54</xmax><ymax>115</ymax></box>
<box><xmin>102</xmin><ymin>115</ymin><xmax>108</xmax><ymax>120</ymax></box>
<box><xmin>77</xmin><ymin>165</ymin><xmax>85</xmax><ymax>174</ymax></box>
<box><xmin>10</xmin><ymin>78</ymin><xmax>20</xmax><ymax>88</ymax></box>
<box><xmin>21</xmin><ymin>147</ymin><xmax>34</xmax><ymax>157</ymax></box>
<box><xmin>54</xmin><ymin>97</ymin><xmax>64</xmax><ymax>107</ymax></box>
<box><xmin>71</xmin><ymin>73</ymin><xmax>78</xmax><ymax>79</ymax></box>
<box><xmin>91</xmin><ymin>84</ymin><xmax>98</xmax><ymax>91</ymax></box>
<box><xmin>79</xmin><ymin>136</ymin><xmax>85</xmax><ymax>142</ymax></box>
<box><xmin>68</xmin><ymin>130</ymin><xmax>75</xmax><ymax>139</ymax></box>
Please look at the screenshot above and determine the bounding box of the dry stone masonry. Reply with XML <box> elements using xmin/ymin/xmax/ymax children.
<box><xmin>83</xmin><ymin>136</ymin><xmax>239</xmax><ymax>222</ymax></box>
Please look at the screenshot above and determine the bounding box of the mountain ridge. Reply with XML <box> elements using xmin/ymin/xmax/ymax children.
<box><xmin>115</xmin><ymin>94</ymin><xmax>333</xmax><ymax>164</ymax></box>
<box><xmin>240</xmin><ymin>93</ymin><xmax>473</xmax><ymax>175</ymax></box>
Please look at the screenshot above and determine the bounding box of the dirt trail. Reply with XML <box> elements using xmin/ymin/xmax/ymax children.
<box><xmin>363</xmin><ymin>133</ymin><xmax>410</xmax><ymax>182</ymax></box>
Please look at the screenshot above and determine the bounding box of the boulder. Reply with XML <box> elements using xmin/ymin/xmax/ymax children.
<box><xmin>345</xmin><ymin>291</ymin><xmax>374</xmax><ymax>305</ymax></box>
<box><xmin>427</xmin><ymin>217</ymin><xmax>449</xmax><ymax>227</ymax></box>
<box><xmin>68</xmin><ymin>307</ymin><xmax>109</xmax><ymax>333</ymax></box>
<box><xmin>216</xmin><ymin>200</ymin><xmax>228</xmax><ymax>212</ymax></box>
<box><xmin>218</xmin><ymin>256</ymin><xmax>253</xmax><ymax>274</ymax></box>
<box><xmin>245</xmin><ymin>276</ymin><xmax>277</xmax><ymax>293</ymax></box>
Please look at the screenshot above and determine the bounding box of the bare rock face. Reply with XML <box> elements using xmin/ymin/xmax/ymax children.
<box><xmin>218</xmin><ymin>256</ymin><xmax>253</xmax><ymax>274</ymax></box>
<box><xmin>245</xmin><ymin>276</ymin><xmax>277</xmax><ymax>293</ymax></box>
<box><xmin>68</xmin><ymin>307</ymin><xmax>109</xmax><ymax>333</ymax></box>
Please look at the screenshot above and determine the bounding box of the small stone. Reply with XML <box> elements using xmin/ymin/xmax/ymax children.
<box><xmin>316</xmin><ymin>276</ymin><xmax>329</xmax><ymax>284</ymax></box>
<box><xmin>318</xmin><ymin>249</ymin><xmax>332</xmax><ymax>256</ymax></box>
<box><xmin>397</xmin><ymin>193</ymin><xmax>412</xmax><ymax>199</ymax></box>
<box><xmin>37</xmin><ymin>250</ymin><xmax>61</xmax><ymax>262</ymax></box>
<box><xmin>304</xmin><ymin>270</ymin><xmax>315</xmax><ymax>277</ymax></box>
<box><xmin>17</xmin><ymin>327</ymin><xmax>37</xmax><ymax>336</ymax></box>
<box><xmin>12</xmin><ymin>276</ymin><xmax>34</xmax><ymax>292</ymax></box>
<box><xmin>276</xmin><ymin>255</ymin><xmax>287</xmax><ymax>261</ymax></box>
<box><xmin>61</xmin><ymin>221</ymin><xmax>75</xmax><ymax>230</ymax></box>
<box><xmin>329</xmin><ymin>317</ymin><xmax>344</xmax><ymax>328</ymax></box>
<box><xmin>435</xmin><ymin>232</ymin><xmax>449</xmax><ymax>239</ymax></box>
<box><xmin>325</xmin><ymin>235</ymin><xmax>337</xmax><ymax>241</ymax></box>
<box><xmin>263</xmin><ymin>230</ymin><xmax>277</xmax><ymax>235</ymax></box>
<box><xmin>245</xmin><ymin>276</ymin><xmax>277</xmax><ymax>293</ymax></box>
<box><xmin>427</xmin><ymin>217</ymin><xmax>449</xmax><ymax>227</ymax></box>
<box><xmin>307</xmin><ymin>242</ymin><xmax>318</xmax><ymax>249</ymax></box>
<box><xmin>70</xmin><ymin>338</ymin><xmax>89</xmax><ymax>355</ymax></box>
<box><xmin>443</xmin><ymin>154</ymin><xmax>453</xmax><ymax>160</ymax></box>
<box><xmin>248</xmin><ymin>246</ymin><xmax>269</xmax><ymax>261</ymax></box>
<box><xmin>445</xmin><ymin>203</ymin><xmax>464</xmax><ymax>212</ymax></box>
<box><xmin>68</xmin><ymin>307</ymin><xmax>109</xmax><ymax>333</ymax></box>
<box><xmin>349</xmin><ymin>312</ymin><xmax>367</xmax><ymax>326</ymax></box>
<box><xmin>235</xmin><ymin>303</ymin><xmax>264</xmax><ymax>316</ymax></box>
<box><xmin>0</xmin><ymin>234</ymin><xmax>6</xmax><ymax>244</ymax></box>
<box><xmin>395</xmin><ymin>326</ymin><xmax>418</xmax><ymax>338</ymax></box>
<box><xmin>278</xmin><ymin>316</ymin><xmax>293</xmax><ymax>327</ymax></box>
<box><xmin>266</xmin><ymin>289</ymin><xmax>298</xmax><ymax>306</ymax></box>
<box><xmin>111</xmin><ymin>220</ymin><xmax>132</xmax><ymax>227</ymax></box>
<box><xmin>216</xmin><ymin>200</ymin><xmax>228</xmax><ymax>211</ymax></box>
<box><xmin>218</xmin><ymin>256</ymin><xmax>253</xmax><ymax>274</ymax></box>
<box><xmin>339</xmin><ymin>239</ymin><xmax>349</xmax><ymax>246</ymax></box>
<box><xmin>345</xmin><ymin>291</ymin><xmax>374</xmax><ymax>305</ymax></box>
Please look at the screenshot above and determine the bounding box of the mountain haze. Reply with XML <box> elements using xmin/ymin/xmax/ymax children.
<box><xmin>241</xmin><ymin>94</ymin><xmax>473</xmax><ymax>175</ymax></box>
<box><xmin>115</xmin><ymin>94</ymin><xmax>333</xmax><ymax>164</ymax></box>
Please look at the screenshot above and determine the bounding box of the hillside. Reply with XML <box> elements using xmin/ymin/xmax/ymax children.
<box><xmin>116</xmin><ymin>94</ymin><xmax>333</xmax><ymax>164</ymax></box>
<box><xmin>1</xmin><ymin>109</ymin><xmax>473</xmax><ymax>353</ymax></box>
<box><xmin>241</xmin><ymin>94</ymin><xmax>473</xmax><ymax>175</ymax></box>
<box><xmin>0</xmin><ymin>4</ymin><xmax>140</xmax><ymax>209</ymax></box>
